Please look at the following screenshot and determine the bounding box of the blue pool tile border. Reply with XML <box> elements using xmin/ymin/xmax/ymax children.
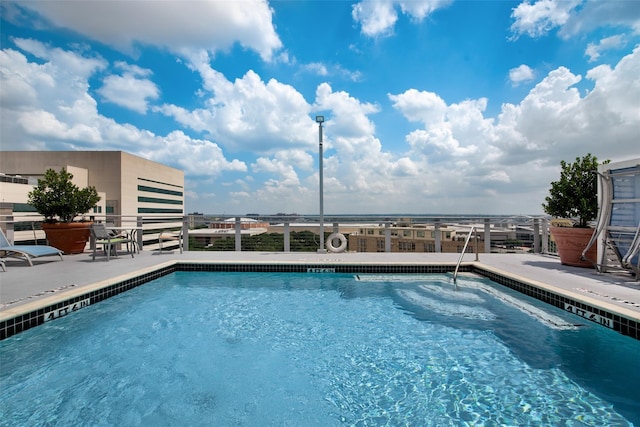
<box><xmin>175</xmin><ymin>263</ymin><xmax>461</xmax><ymax>273</ymax></box>
<box><xmin>1</xmin><ymin>263</ymin><xmax>637</xmax><ymax>341</ymax></box>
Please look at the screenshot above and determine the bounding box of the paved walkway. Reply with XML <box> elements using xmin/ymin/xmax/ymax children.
<box><xmin>1</xmin><ymin>250</ymin><xmax>639</xmax><ymax>322</ymax></box>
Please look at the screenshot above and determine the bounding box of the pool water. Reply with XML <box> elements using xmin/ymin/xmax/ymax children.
<box><xmin>1</xmin><ymin>272</ymin><xmax>639</xmax><ymax>426</ymax></box>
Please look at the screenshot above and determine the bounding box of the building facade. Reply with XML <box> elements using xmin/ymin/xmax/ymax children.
<box><xmin>348</xmin><ymin>224</ymin><xmax>487</xmax><ymax>253</ymax></box>
<box><xmin>1</xmin><ymin>151</ymin><xmax>184</xmax><ymax>220</ymax></box>
<box><xmin>1</xmin><ymin>151</ymin><xmax>184</xmax><ymax>248</ymax></box>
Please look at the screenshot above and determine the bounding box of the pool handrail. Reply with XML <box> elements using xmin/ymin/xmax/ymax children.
<box><xmin>453</xmin><ymin>226</ymin><xmax>478</xmax><ymax>285</ymax></box>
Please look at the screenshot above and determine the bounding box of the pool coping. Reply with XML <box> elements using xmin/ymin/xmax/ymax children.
<box><xmin>1</xmin><ymin>260</ymin><xmax>638</xmax><ymax>341</ymax></box>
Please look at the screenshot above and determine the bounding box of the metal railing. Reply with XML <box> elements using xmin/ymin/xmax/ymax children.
<box><xmin>453</xmin><ymin>226</ymin><xmax>478</xmax><ymax>286</ymax></box>
<box><xmin>2</xmin><ymin>214</ymin><xmax>554</xmax><ymax>256</ymax></box>
<box><xmin>1</xmin><ymin>214</ymin><xmax>188</xmax><ymax>253</ymax></box>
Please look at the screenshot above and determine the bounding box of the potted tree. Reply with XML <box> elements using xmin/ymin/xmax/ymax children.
<box><xmin>28</xmin><ymin>168</ymin><xmax>101</xmax><ymax>254</ymax></box>
<box><xmin>542</xmin><ymin>153</ymin><xmax>607</xmax><ymax>267</ymax></box>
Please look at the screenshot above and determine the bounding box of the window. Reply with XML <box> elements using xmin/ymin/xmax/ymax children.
<box><xmin>417</xmin><ymin>231</ymin><xmax>425</xmax><ymax>238</ymax></box>
<box><xmin>12</xmin><ymin>203</ymin><xmax>37</xmax><ymax>213</ymax></box>
<box><xmin>138</xmin><ymin>207</ymin><xmax>183</xmax><ymax>214</ymax></box>
<box><xmin>138</xmin><ymin>185</ymin><xmax>183</xmax><ymax>197</ymax></box>
<box><xmin>138</xmin><ymin>196</ymin><xmax>182</xmax><ymax>205</ymax></box>
<box><xmin>399</xmin><ymin>242</ymin><xmax>415</xmax><ymax>252</ymax></box>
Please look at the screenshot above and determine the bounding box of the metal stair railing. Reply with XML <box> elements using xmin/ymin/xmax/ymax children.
<box><xmin>453</xmin><ymin>226</ymin><xmax>478</xmax><ymax>286</ymax></box>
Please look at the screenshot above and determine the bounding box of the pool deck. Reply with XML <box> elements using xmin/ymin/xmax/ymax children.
<box><xmin>1</xmin><ymin>249</ymin><xmax>639</xmax><ymax>336</ymax></box>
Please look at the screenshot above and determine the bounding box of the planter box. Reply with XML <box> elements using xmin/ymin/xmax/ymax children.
<box><xmin>550</xmin><ymin>226</ymin><xmax>597</xmax><ymax>268</ymax></box>
<box><xmin>42</xmin><ymin>222</ymin><xmax>92</xmax><ymax>254</ymax></box>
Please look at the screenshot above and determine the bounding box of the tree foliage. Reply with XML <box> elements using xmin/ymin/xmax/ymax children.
<box><xmin>542</xmin><ymin>154</ymin><xmax>607</xmax><ymax>228</ymax></box>
<box><xmin>28</xmin><ymin>168</ymin><xmax>101</xmax><ymax>223</ymax></box>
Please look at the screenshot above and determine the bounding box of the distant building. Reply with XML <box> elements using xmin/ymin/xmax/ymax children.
<box><xmin>210</xmin><ymin>217</ymin><xmax>269</xmax><ymax>230</ymax></box>
<box><xmin>1</xmin><ymin>151</ymin><xmax>184</xmax><ymax>220</ymax></box>
<box><xmin>188</xmin><ymin>212</ymin><xmax>206</xmax><ymax>229</ymax></box>
<box><xmin>348</xmin><ymin>224</ymin><xmax>486</xmax><ymax>253</ymax></box>
<box><xmin>265</xmin><ymin>221</ymin><xmax>535</xmax><ymax>253</ymax></box>
<box><xmin>189</xmin><ymin>225</ymin><xmax>268</xmax><ymax>248</ymax></box>
<box><xmin>0</xmin><ymin>151</ymin><xmax>184</xmax><ymax>245</ymax></box>
<box><xmin>267</xmin><ymin>222</ymin><xmax>363</xmax><ymax>235</ymax></box>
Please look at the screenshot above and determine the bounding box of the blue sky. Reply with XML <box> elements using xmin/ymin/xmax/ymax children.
<box><xmin>1</xmin><ymin>0</ymin><xmax>639</xmax><ymax>215</ymax></box>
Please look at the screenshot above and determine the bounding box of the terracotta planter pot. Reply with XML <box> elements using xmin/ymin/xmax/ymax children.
<box><xmin>550</xmin><ymin>226</ymin><xmax>597</xmax><ymax>268</ymax></box>
<box><xmin>42</xmin><ymin>222</ymin><xmax>92</xmax><ymax>254</ymax></box>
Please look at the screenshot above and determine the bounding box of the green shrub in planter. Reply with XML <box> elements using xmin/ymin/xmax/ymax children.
<box><xmin>28</xmin><ymin>168</ymin><xmax>101</xmax><ymax>223</ymax></box>
<box><xmin>542</xmin><ymin>153</ymin><xmax>608</xmax><ymax>228</ymax></box>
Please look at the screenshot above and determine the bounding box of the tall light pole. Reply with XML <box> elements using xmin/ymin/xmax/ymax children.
<box><xmin>316</xmin><ymin>115</ymin><xmax>326</xmax><ymax>253</ymax></box>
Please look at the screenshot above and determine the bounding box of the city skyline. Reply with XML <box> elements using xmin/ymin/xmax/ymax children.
<box><xmin>1</xmin><ymin>1</ymin><xmax>639</xmax><ymax>215</ymax></box>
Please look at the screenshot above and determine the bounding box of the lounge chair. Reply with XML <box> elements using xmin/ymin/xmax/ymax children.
<box><xmin>91</xmin><ymin>223</ymin><xmax>135</xmax><ymax>261</ymax></box>
<box><xmin>158</xmin><ymin>228</ymin><xmax>183</xmax><ymax>254</ymax></box>
<box><xmin>0</xmin><ymin>229</ymin><xmax>63</xmax><ymax>267</ymax></box>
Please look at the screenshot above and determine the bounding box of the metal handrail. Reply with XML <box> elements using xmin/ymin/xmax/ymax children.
<box><xmin>453</xmin><ymin>226</ymin><xmax>477</xmax><ymax>285</ymax></box>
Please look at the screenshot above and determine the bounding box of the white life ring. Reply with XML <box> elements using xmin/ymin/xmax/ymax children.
<box><xmin>326</xmin><ymin>232</ymin><xmax>347</xmax><ymax>253</ymax></box>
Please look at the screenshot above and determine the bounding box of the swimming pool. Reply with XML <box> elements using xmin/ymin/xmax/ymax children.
<box><xmin>1</xmin><ymin>272</ymin><xmax>639</xmax><ymax>425</ymax></box>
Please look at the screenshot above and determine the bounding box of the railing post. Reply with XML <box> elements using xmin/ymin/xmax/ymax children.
<box><xmin>3</xmin><ymin>215</ymin><xmax>15</xmax><ymax>244</ymax></box>
<box><xmin>484</xmin><ymin>218</ymin><xmax>491</xmax><ymax>254</ymax></box>
<box><xmin>284</xmin><ymin>222</ymin><xmax>290</xmax><ymax>252</ymax></box>
<box><xmin>182</xmin><ymin>216</ymin><xmax>189</xmax><ymax>252</ymax></box>
<box><xmin>235</xmin><ymin>217</ymin><xmax>242</xmax><ymax>251</ymax></box>
<box><xmin>533</xmin><ymin>218</ymin><xmax>540</xmax><ymax>254</ymax></box>
<box><xmin>435</xmin><ymin>220</ymin><xmax>441</xmax><ymax>253</ymax></box>
<box><xmin>384</xmin><ymin>222</ymin><xmax>391</xmax><ymax>252</ymax></box>
<box><xmin>137</xmin><ymin>216</ymin><xmax>144</xmax><ymax>251</ymax></box>
<box><xmin>541</xmin><ymin>217</ymin><xmax>549</xmax><ymax>254</ymax></box>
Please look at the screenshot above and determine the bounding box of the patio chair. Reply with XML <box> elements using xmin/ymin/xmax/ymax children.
<box><xmin>0</xmin><ymin>229</ymin><xmax>63</xmax><ymax>267</ymax></box>
<box><xmin>91</xmin><ymin>223</ymin><xmax>135</xmax><ymax>261</ymax></box>
<box><xmin>105</xmin><ymin>222</ymin><xmax>130</xmax><ymax>239</ymax></box>
<box><xmin>158</xmin><ymin>228</ymin><xmax>183</xmax><ymax>254</ymax></box>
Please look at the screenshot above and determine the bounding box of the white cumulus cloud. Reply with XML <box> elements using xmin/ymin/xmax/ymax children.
<box><xmin>352</xmin><ymin>0</ymin><xmax>451</xmax><ymax>37</ymax></box>
<box><xmin>157</xmin><ymin>53</ymin><xmax>315</xmax><ymax>153</ymax></box>
<box><xmin>510</xmin><ymin>0</ymin><xmax>581</xmax><ymax>39</ymax></box>
<box><xmin>11</xmin><ymin>0</ymin><xmax>282</xmax><ymax>61</ymax></box>
<box><xmin>98</xmin><ymin>62</ymin><xmax>160</xmax><ymax>114</ymax></box>
<box><xmin>510</xmin><ymin>0</ymin><xmax>640</xmax><ymax>39</ymax></box>
<box><xmin>0</xmin><ymin>38</ymin><xmax>247</xmax><ymax>179</ymax></box>
<box><xmin>585</xmin><ymin>35</ymin><xmax>626</xmax><ymax>62</ymax></box>
<box><xmin>509</xmin><ymin>64</ymin><xmax>535</xmax><ymax>86</ymax></box>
